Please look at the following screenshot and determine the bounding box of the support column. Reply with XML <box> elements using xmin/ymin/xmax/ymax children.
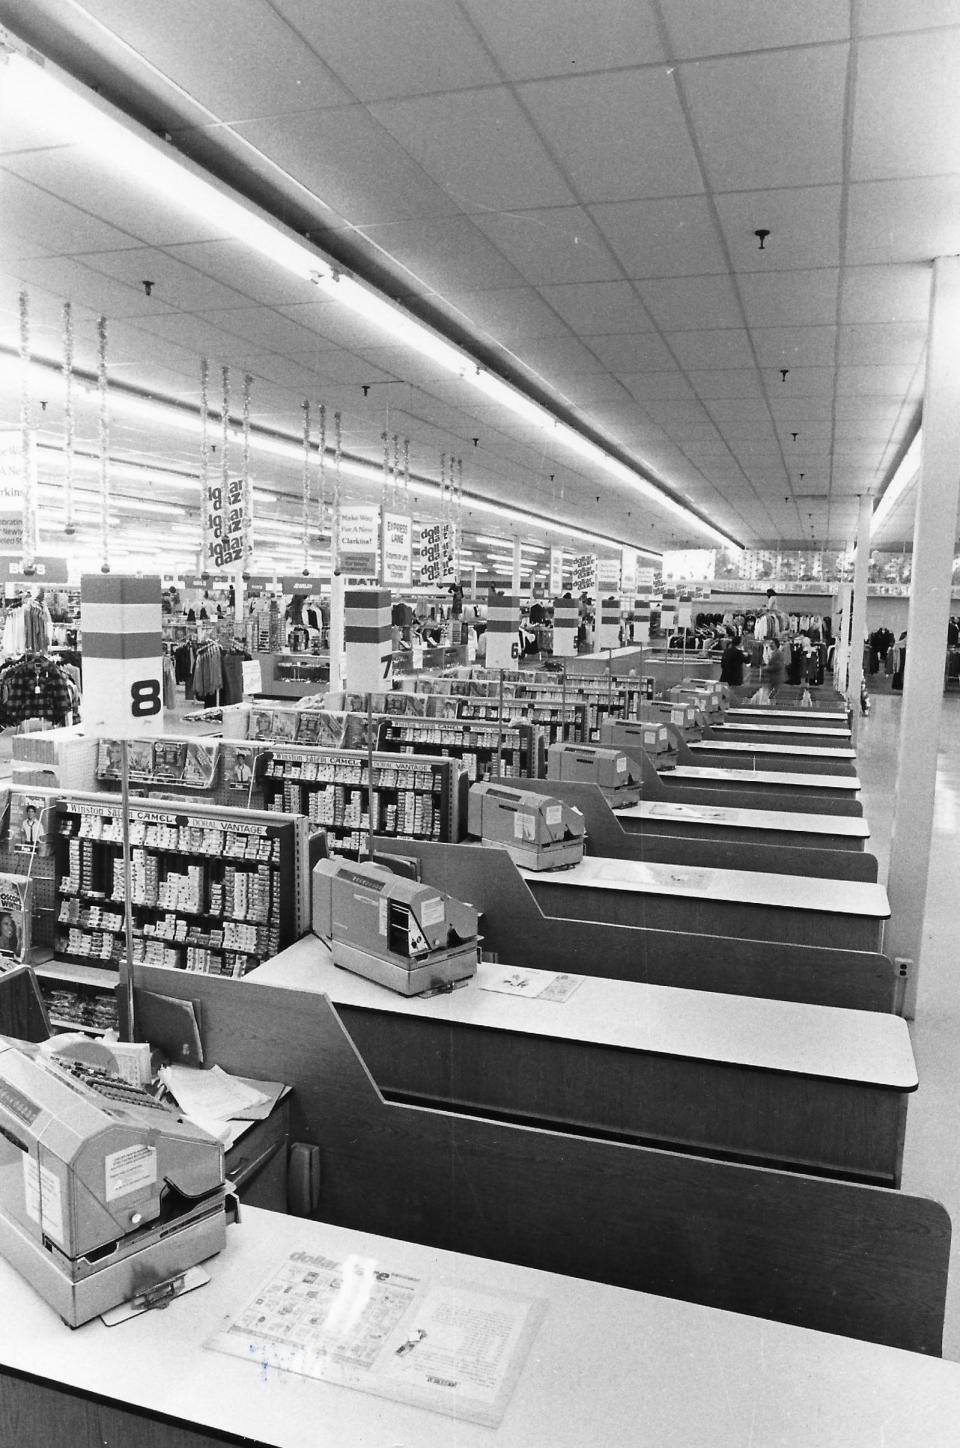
<box><xmin>833</xmin><ymin>584</ymin><xmax>852</xmax><ymax>688</ymax></box>
<box><xmin>328</xmin><ymin>573</ymin><xmax>346</xmax><ymax>695</ymax></box>
<box><xmin>81</xmin><ymin>574</ymin><xmax>164</xmax><ymax>735</ymax></box>
<box><xmin>343</xmin><ymin>587</ymin><xmax>392</xmax><ymax>692</ymax></box>
<box><xmin>597</xmin><ymin>595</ymin><xmax>620</xmax><ymax>650</ymax></box>
<box><xmin>887</xmin><ymin>255</ymin><xmax>960</xmax><ymax>1016</ymax></box>
<box><xmin>634</xmin><ymin>596</ymin><xmax>651</xmax><ymax>643</ymax></box>
<box><xmin>553</xmin><ymin>596</ymin><xmax>578</xmax><ymax>657</ymax></box>
<box><xmin>486</xmin><ymin>592</ymin><xmax>519</xmax><ymax>669</ymax></box>
<box><xmin>850</xmin><ymin>492</ymin><xmax>872</xmax><ymax>746</ymax></box>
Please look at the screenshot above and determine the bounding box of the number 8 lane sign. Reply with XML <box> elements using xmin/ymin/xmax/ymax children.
<box><xmin>80</xmin><ymin>575</ymin><xmax>165</xmax><ymax>738</ymax></box>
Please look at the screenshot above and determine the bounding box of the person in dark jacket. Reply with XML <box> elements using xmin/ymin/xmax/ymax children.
<box><xmin>719</xmin><ymin>635</ymin><xmax>750</xmax><ymax>686</ymax></box>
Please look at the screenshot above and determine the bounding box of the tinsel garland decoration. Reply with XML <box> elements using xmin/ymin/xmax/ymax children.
<box><xmin>456</xmin><ymin>455</ymin><xmax>464</xmax><ymax>575</ymax></box>
<box><xmin>62</xmin><ymin>301</ymin><xmax>76</xmax><ymax>536</ymax></box>
<box><xmin>199</xmin><ymin>358</ymin><xmax>210</xmax><ymax>572</ymax></box>
<box><xmin>18</xmin><ymin>290</ymin><xmax>37</xmax><ymax>574</ymax></box>
<box><xmin>301</xmin><ymin>399</ymin><xmax>312</xmax><ymax>576</ymax></box>
<box><xmin>381</xmin><ymin>429</ymin><xmax>390</xmax><ymax>510</ymax></box>
<box><xmin>439</xmin><ymin>452</ymin><xmax>447</xmax><ymax>521</ymax></box>
<box><xmin>403</xmin><ymin>438</ymin><xmax>410</xmax><ymax>500</ymax></box>
<box><xmin>392</xmin><ymin>433</ymin><xmax>400</xmax><ymax>510</ymax></box>
<box><xmin>333</xmin><ymin>410</ymin><xmax>343</xmax><ymax>571</ymax></box>
<box><xmin>241</xmin><ymin>373</ymin><xmax>252</xmax><ymax>575</ymax></box>
<box><xmin>317</xmin><ymin>403</ymin><xmax>326</xmax><ymax>543</ymax></box>
<box><xmin>97</xmin><ymin>314</ymin><xmax>110</xmax><ymax>573</ymax></box>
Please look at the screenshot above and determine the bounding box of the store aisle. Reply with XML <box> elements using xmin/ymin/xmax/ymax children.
<box><xmin>858</xmin><ymin>693</ymin><xmax>960</xmax><ymax>1361</ymax></box>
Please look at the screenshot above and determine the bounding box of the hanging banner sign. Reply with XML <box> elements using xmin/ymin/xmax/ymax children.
<box><xmin>636</xmin><ymin>566</ymin><xmax>656</xmax><ymax>594</ymax></box>
<box><xmin>573</xmin><ymin>554</ymin><xmax>596</xmax><ymax>594</ymax></box>
<box><xmin>382</xmin><ymin>511</ymin><xmax>413</xmax><ymax>588</ymax></box>
<box><xmin>206</xmin><ymin>477</ymin><xmax>244</xmax><ymax>570</ymax></box>
<box><xmin>620</xmin><ymin>547</ymin><xmax>637</xmax><ymax>594</ymax></box>
<box><xmin>597</xmin><ymin>557</ymin><xmax>621</xmax><ymax>590</ymax></box>
<box><xmin>549</xmin><ymin>547</ymin><xmax>564</xmax><ymax>596</ymax></box>
<box><xmin>0</xmin><ymin>557</ymin><xmax>69</xmax><ymax>583</ymax></box>
<box><xmin>338</xmin><ymin>504</ymin><xmax>381</xmax><ymax>577</ymax></box>
<box><xmin>281</xmin><ymin>576</ymin><xmax>324</xmax><ymax>596</ymax></box>
<box><xmin>418</xmin><ymin>522</ymin><xmax>456</xmax><ymax>584</ymax></box>
<box><xmin>0</xmin><ymin>429</ymin><xmax>27</xmax><ymax>554</ymax></box>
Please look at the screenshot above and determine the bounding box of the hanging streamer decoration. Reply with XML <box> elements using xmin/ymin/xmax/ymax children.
<box><xmin>456</xmin><ymin>455</ymin><xmax>464</xmax><ymax>576</ymax></box>
<box><xmin>333</xmin><ymin>411</ymin><xmax>343</xmax><ymax>572</ymax></box>
<box><xmin>242</xmin><ymin>373</ymin><xmax>252</xmax><ymax>574</ymax></box>
<box><xmin>439</xmin><ymin>453</ymin><xmax>447</xmax><ymax>521</ymax></box>
<box><xmin>199</xmin><ymin>358</ymin><xmax>210</xmax><ymax>574</ymax></box>
<box><xmin>18</xmin><ymin>290</ymin><xmax>37</xmax><ymax>573</ymax></box>
<box><xmin>381</xmin><ymin>428</ymin><xmax>390</xmax><ymax>510</ymax></box>
<box><xmin>219</xmin><ymin>365</ymin><xmax>230</xmax><ymax>577</ymax></box>
<box><xmin>392</xmin><ymin>433</ymin><xmax>401</xmax><ymax>510</ymax></box>
<box><xmin>301</xmin><ymin>399</ymin><xmax>312</xmax><ymax>576</ymax></box>
<box><xmin>62</xmin><ymin>301</ymin><xmax>76</xmax><ymax>536</ymax></box>
<box><xmin>403</xmin><ymin>438</ymin><xmax>410</xmax><ymax>501</ymax></box>
<box><xmin>317</xmin><ymin>403</ymin><xmax>326</xmax><ymax>545</ymax></box>
<box><xmin>97</xmin><ymin>314</ymin><xmax>110</xmax><ymax>573</ymax></box>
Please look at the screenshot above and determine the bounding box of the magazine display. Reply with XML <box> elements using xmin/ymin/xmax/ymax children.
<box><xmin>0</xmin><ymin>873</ymin><xmax>32</xmax><ymax>963</ymax></box>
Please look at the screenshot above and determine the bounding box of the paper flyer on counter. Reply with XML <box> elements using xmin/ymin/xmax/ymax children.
<box><xmin>205</xmin><ymin>1248</ymin><xmax>545</xmax><ymax>1426</ymax></box>
<box><xmin>479</xmin><ymin>965</ymin><xmax>584</xmax><ymax>1003</ymax></box>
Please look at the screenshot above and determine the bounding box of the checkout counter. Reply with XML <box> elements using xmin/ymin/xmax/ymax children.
<box><xmin>2</xmin><ymin>1205</ymin><xmax>958</xmax><ymax>1448</ymax></box>
<box><xmin>251</xmin><ymin>937</ymin><xmax>915</xmax><ymax>1186</ymax></box>
<box><xmin>519</xmin><ymin>854</ymin><xmax>889</xmax><ymax>952</ymax></box>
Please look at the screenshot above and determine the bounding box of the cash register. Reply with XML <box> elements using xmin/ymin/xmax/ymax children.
<box><xmin>0</xmin><ymin>1035</ymin><xmax>230</xmax><ymax>1327</ymax></box>
<box><xmin>467</xmin><ymin>782</ymin><xmax>585</xmax><ymax>869</ymax></box>
<box><xmin>546</xmin><ymin>742</ymin><xmax>643</xmax><ymax>809</ymax></box>
<box><xmin>312</xmin><ymin>858</ymin><xmax>480</xmax><ymax>996</ymax></box>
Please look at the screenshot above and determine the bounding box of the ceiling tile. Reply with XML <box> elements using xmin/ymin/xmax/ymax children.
<box><xmin>680</xmin><ymin>45</ymin><xmax>847</xmax><ymax>191</ymax></box>
<box><xmin>513</xmin><ymin>334</ymin><xmax>611</xmax><ymax>379</ymax></box>
<box><xmin>591</xmin><ymin>196</ymin><xmax>728</xmax><ymax>277</ymax></box>
<box><xmin>1</xmin><ymin>149</ymin><xmax>226</xmax><ymax>247</ymax></box>
<box><xmin>0</xmin><ymin>168</ymin><xmax>146</xmax><ymax>257</ymax></box>
<box><xmin>738</xmin><ymin>269</ymin><xmax>840</xmax><ymax>327</ymax></box>
<box><xmin>836</xmin><ymin>364</ymin><xmax>920</xmax><ymax>395</ymax></box>
<box><xmin>857</xmin><ymin>0</ymin><xmax>960</xmax><ymax>34</ymax></box>
<box><xmin>840</xmin><ymin>265</ymin><xmax>931</xmax><ymax>324</ymax></box>
<box><xmin>714</xmin><ymin>187</ymin><xmax>843</xmax><ymax>270</ymax></box>
<box><xmin>78</xmin><ymin>248</ymin><xmax>253</xmax><ymax>313</ymax></box>
<box><xmin>661</xmin><ymin>0</ymin><xmax>850</xmax><ymax>56</ymax></box>
<box><xmin>705</xmin><ymin>397</ymin><xmax>773</xmax><ymax>422</ymax></box>
<box><xmin>846</xmin><ymin>178</ymin><xmax>960</xmax><ymax>265</ymax></box>
<box><xmin>517</xmin><ymin>69</ymin><xmax>703</xmax><ymax>203</ymax></box>
<box><xmin>563</xmin><ymin>376</ymin><xmax>637</xmax><ymax>404</ymax></box>
<box><xmin>687</xmin><ymin>369</ymin><xmax>764</xmax><ymax>399</ymax></box>
<box><xmin>463</xmin><ymin>0</ymin><xmax>665</xmax><ymax>79</ymax></box>
<box><xmin>6</xmin><ymin>254</ymin><xmax>179</xmax><ymax>323</ymax></box>
<box><xmin>618</xmin><ymin>370</ymin><xmax>697</xmax><ymax>401</ymax></box>
<box><xmin>368</xmin><ymin>89</ymin><xmax>575</xmax><ymax>212</ymax></box>
<box><xmin>234</xmin><ymin>106</ymin><xmax>461</xmax><ymax>227</ymax></box>
<box><xmin>752</xmin><ymin>326</ymin><xmax>838</xmax><ymax>368</ymax></box>
<box><xmin>638</xmin><ymin>274</ymin><xmax>743</xmax><ymax>331</ymax></box>
<box><xmin>837</xmin><ymin>323</ymin><xmax>927</xmax><ymax>366</ymax></box>
<box><xmin>584</xmin><ymin>332</ymin><xmax>678</xmax><ymax>372</ymax></box>
<box><xmin>471</xmin><ymin>207</ymin><xmax>621</xmax><ymax>285</ymax></box>
<box><xmin>852</xmin><ymin>30</ymin><xmax>960</xmax><ymax>181</ymax></box>
<box><xmin>446</xmin><ymin>287</ymin><xmax>575</xmax><ymax>345</ymax></box>
<box><xmin>360</xmin><ymin>215</ymin><xmax>527</xmax><ymax>292</ymax></box>
<box><xmin>759</xmin><ymin>366</ymin><xmax>836</xmax><ymax>396</ymax></box>
<box><xmin>162</xmin><ymin>242</ymin><xmax>322</xmax><ymax>308</ymax></box>
<box><xmin>666</xmin><ymin>329</ymin><xmax>756</xmax><ymax>368</ymax></box>
<box><xmin>275</xmin><ymin>0</ymin><xmax>500</xmax><ymax>100</ymax></box>
<box><xmin>538</xmin><ymin>281</ymin><xmax>654</xmax><ymax>335</ymax></box>
<box><xmin>76</xmin><ymin>0</ymin><xmax>352</xmax><ymax>119</ymax></box>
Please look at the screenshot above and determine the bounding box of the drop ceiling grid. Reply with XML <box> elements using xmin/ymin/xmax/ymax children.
<box><xmin>6</xmin><ymin>2</ymin><xmax>960</xmax><ymax>550</ymax></box>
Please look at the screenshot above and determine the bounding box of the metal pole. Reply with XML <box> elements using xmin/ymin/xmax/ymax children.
<box><xmin>365</xmin><ymin>696</ymin><xmax>376</xmax><ymax>860</ymax></box>
<box><xmin>495</xmin><ymin>669</ymin><xmax>505</xmax><ymax>779</ymax></box>
<box><xmin>119</xmin><ymin>738</ymin><xmax>136</xmax><ymax>1044</ymax></box>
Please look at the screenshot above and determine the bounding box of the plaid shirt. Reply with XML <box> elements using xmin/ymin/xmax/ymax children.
<box><xmin>0</xmin><ymin>658</ymin><xmax>79</xmax><ymax>726</ymax></box>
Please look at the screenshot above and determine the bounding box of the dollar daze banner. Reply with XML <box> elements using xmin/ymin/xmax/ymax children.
<box><xmin>418</xmin><ymin>522</ymin><xmax>456</xmax><ymax>584</ymax></box>
<box><xmin>206</xmin><ymin>478</ymin><xmax>244</xmax><ymax>569</ymax></box>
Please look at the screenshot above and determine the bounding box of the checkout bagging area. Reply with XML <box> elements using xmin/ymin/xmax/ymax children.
<box><xmin>0</xmin><ymin>667</ymin><xmax>958</xmax><ymax>1447</ymax></box>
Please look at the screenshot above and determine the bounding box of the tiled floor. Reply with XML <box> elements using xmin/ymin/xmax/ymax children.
<box><xmin>858</xmin><ymin>690</ymin><xmax>960</xmax><ymax>1361</ymax></box>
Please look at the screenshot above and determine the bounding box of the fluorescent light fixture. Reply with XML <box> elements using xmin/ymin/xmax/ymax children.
<box><xmin>1</xmin><ymin>40</ymin><xmax>735</xmax><ymax>554</ymax></box>
<box><xmin>872</xmin><ymin>430</ymin><xmax>922</xmax><ymax>533</ymax></box>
